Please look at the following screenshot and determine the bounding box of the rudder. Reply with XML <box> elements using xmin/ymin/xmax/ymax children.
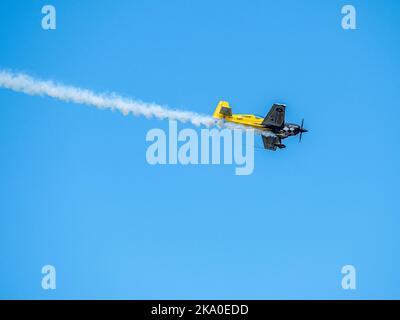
<box><xmin>212</xmin><ymin>101</ymin><xmax>232</xmax><ymax>119</ymax></box>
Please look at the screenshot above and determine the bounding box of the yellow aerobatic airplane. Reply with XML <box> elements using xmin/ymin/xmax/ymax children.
<box><xmin>213</xmin><ymin>101</ymin><xmax>308</xmax><ymax>151</ymax></box>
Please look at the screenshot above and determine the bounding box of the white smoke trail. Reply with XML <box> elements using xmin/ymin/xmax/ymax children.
<box><xmin>0</xmin><ymin>70</ymin><xmax>273</xmax><ymax>137</ymax></box>
<box><xmin>0</xmin><ymin>70</ymin><xmax>215</xmax><ymax>127</ymax></box>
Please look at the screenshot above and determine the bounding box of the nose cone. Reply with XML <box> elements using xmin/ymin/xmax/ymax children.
<box><xmin>301</xmin><ymin>128</ymin><xmax>308</xmax><ymax>133</ymax></box>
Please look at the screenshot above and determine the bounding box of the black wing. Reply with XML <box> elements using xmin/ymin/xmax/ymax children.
<box><xmin>261</xmin><ymin>135</ymin><xmax>281</xmax><ymax>151</ymax></box>
<box><xmin>262</xmin><ymin>104</ymin><xmax>286</xmax><ymax>128</ymax></box>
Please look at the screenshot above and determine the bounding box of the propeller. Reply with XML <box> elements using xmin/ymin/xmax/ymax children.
<box><xmin>299</xmin><ymin>119</ymin><xmax>307</xmax><ymax>143</ymax></box>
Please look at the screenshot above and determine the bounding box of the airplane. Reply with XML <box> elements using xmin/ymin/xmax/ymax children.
<box><xmin>212</xmin><ymin>101</ymin><xmax>308</xmax><ymax>151</ymax></box>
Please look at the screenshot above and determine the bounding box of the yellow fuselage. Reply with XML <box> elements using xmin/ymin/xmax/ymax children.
<box><xmin>212</xmin><ymin>101</ymin><xmax>268</xmax><ymax>130</ymax></box>
<box><xmin>220</xmin><ymin>114</ymin><xmax>265</xmax><ymax>129</ymax></box>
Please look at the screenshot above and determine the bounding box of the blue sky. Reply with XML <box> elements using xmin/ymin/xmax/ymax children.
<box><xmin>0</xmin><ymin>0</ymin><xmax>399</xmax><ymax>299</ymax></box>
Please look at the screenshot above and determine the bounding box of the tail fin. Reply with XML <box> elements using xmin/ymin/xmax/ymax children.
<box><xmin>212</xmin><ymin>101</ymin><xmax>232</xmax><ymax>119</ymax></box>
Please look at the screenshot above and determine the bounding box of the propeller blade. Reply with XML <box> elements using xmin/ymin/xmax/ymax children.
<box><xmin>299</xmin><ymin>118</ymin><xmax>304</xmax><ymax>143</ymax></box>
